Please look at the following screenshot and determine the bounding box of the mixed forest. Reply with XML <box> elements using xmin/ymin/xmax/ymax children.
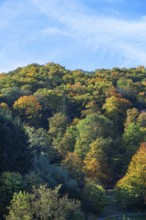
<box><xmin>0</xmin><ymin>63</ymin><xmax>146</xmax><ymax>219</ymax></box>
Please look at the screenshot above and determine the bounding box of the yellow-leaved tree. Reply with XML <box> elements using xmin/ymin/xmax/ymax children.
<box><xmin>13</xmin><ymin>95</ymin><xmax>42</xmax><ymax>127</ymax></box>
<box><xmin>115</xmin><ymin>143</ymin><xmax>146</xmax><ymax>208</ymax></box>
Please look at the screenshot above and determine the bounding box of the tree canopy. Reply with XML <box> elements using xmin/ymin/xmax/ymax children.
<box><xmin>1</xmin><ymin>63</ymin><xmax>146</xmax><ymax>218</ymax></box>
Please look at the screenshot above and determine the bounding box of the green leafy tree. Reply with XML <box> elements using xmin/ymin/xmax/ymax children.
<box><xmin>123</xmin><ymin>123</ymin><xmax>146</xmax><ymax>170</ymax></box>
<box><xmin>0</xmin><ymin>172</ymin><xmax>23</xmax><ymax>218</ymax></box>
<box><xmin>30</xmin><ymin>155</ymin><xmax>79</xmax><ymax>198</ymax></box>
<box><xmin>34</xmin><ymin>89</ymin><xmax>68</xmax><ymax>119</ymax></box>
<box><xmin>6</xmin><ymin>191</ymin><xmax>32</xmax><ymax>220</ymax></box>
<box><xmin>54</xmin><ymin>125</ymin><xmax>77</xmax><ymax>156</ymax></box>
<box><xmin>25</xmin><ymin>126</ymin><xmax>56</xmax><ymax>163</ymax></box>
<box><xmin>48</xmin><ymin>112</ymin><xmax>68</xmax><ymax>138</ymax></box>
<box><xmin>83</xmin><ymin>181</ymin><xmax>106</xmax><ymax>218</ymax></box>
<box><xmin>74</xmin><ymin>114</ymin><xmax>114</xmax><ymax>158</ymax></box>
<box><xmin>48</xmin><ymin>112</ymin><xmax>68</xmax><ymax>153</ymax></box>
<box><xmin>117</xmin><ymin>78</ymin><xmax>138</xmax><ymax>101</ymax></box>
<box><xmin>6</xmin><ymin>185</ymin><xmax>83</xmax><ymax>220</ymax></box>
<box><xmin>46</xmin><ymin>62</ymin><xmax>66</xmax><ymax>86</ymax></box>
<box><xmin>103</xmin><ymin>96</ymin><xmax>131</xmax><ymax>132</ymax></box>
<box><xmin>0</xmin><ymin>86</ymin><xmax>22</xmax><ymax>106</ymax></box>
<box><xmin>31</xmin><ymin>185</ymin><xmax>82</xmax><ymax>220</ymax></box>
<box><xmin>0</xmin><ymin>110</ymin><xmax>31</xmax><ymax>174</ymax></box>
<box><xmin>81</xmin><ymin>101</ymin><xmax>100</xmax><ymax>117</ymax></box>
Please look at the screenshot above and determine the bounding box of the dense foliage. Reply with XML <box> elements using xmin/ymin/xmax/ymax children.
<box><xmin>115</xmin><ymin>143</ymin><xmax>146</xmax><ymax>208</ymax></box>
<box><xmin>6</xmin><ymin>185</ymin><xmax>83</xmax><ymax>220</ymax></box>
<box><xmin>0</xmin><ymin>63</ymin><xmax>146</xmax><ymax>218</ymax></box>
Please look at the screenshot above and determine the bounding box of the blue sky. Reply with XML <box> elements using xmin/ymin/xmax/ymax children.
<box><xmin>1</xmin><ymin>0</ymin><xmax>146</xmax><ymax>72</ymax></box>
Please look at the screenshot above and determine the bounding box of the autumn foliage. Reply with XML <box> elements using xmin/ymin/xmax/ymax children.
<box><xmin>1</xmin><ymin>63</ymin><xmax>146</xmax><ymax>218</ymax></box>
<box><xmin>116</xmin><ymin>143</ymin><xmax>146</xmax><ymax>208</ymax></box>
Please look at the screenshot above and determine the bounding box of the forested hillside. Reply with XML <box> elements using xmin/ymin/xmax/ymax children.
<box><xmin>0</xmin><ymin>63</ymin><xmax>146</xmax><ymax>219</ymax></box>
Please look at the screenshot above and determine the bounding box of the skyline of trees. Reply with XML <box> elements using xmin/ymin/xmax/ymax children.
<box><xmin>0</xmin><ymin>63</ymin><xmax>146</xmax><ymax>219</ymax></box>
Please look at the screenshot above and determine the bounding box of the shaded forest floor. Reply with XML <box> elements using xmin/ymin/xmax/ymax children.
<box><xmin>97</xmin><ymin>190</ymin><xmax>146</xmax><ymax>220</ymax></box>
<box><xmin>100</xmin><ymin>189</ymin><xmax>124</xmax><ymax>218</ymax></box>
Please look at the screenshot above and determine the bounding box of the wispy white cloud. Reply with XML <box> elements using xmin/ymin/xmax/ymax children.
<box><xmin>0</xmin><ymin>0</ymin><xmax>146</xmax><ymax>72</ymax></box>
<box><xmin>0</xmin><ymin>0</ymin><xmax>47</xmax><ymax>72</ymax></box>
<box><xmin>41</xmin><ymin>27</ymin><xmax>70</xmax><ymax>37</ymax></box>
<box><xmin>32</xmin><ymin>0</ymin><xmax>146</xmax><ymax>67</ymax></box>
